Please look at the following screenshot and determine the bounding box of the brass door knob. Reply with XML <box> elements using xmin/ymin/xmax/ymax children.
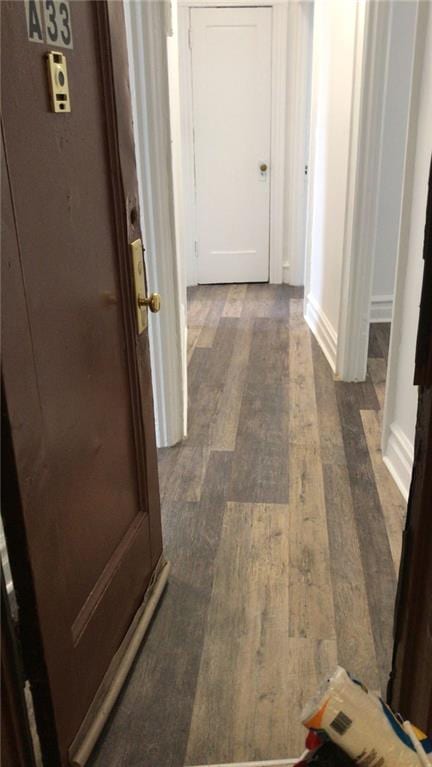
<box><xmin>260</xmin><ymin>163</ymin><xmax>268</xmax><ymax>172</ymax></box>
<box><xmin>138</xmin><ymin>292</ymin><xmax>161</xmax><ymax>313</ymax></box>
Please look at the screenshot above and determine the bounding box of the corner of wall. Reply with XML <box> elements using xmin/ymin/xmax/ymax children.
<box><xmin>382</xmin><ymin>422</ymin><xmax>414</xmax><ymax>501</ymax></box>
<box><xmin>380</xmin><ymin>1</ymin><xmax>431</xmax><ymax>506</ymax></box>
<box><xmin>304</xmin><ymin>292</ymin><xmax>337</xmax><ymax>373</ymax></box>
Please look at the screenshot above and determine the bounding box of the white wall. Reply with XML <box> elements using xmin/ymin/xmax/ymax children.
<box><xmin>305</xmin><ymin>0</ymin><xmax>419</xmax><ymax>379</ymax></box>
<box><xmin>167</xmin><ymin>0</ymin><xmax>188</xmax><ymax>437</ymax></box>
<box><xmin>370</xmin><ymin>2</ymin><xmax>418</xmax><ymax>323</ymax></box>
<box><xmin>305</xmin><ymin>0</ymin><xmax>363</xmax><ymax>370</ymax></box>
<box><xmin>382</xmin><ymin>3</ymin><xmax>431</xmax><ymax>501</ymax></box>
<box><xmin>173</xmin><ymin>1</ymin><xmax>313</xmax><ymax>288</ymax></box>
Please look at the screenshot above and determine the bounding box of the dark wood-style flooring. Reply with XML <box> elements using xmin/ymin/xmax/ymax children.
<box><xmin>90</xmin><ymin>285</ymin><xmax>405</xmax><ymax>766</ymax></box>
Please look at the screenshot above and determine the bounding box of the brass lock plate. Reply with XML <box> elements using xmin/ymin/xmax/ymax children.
<box><xmin>131</xmin><ymin>239</ymin><xmax>147</xmax><ymax>334</ymax></box>
<box><xmin>46</xmin><ymin>51</ymin><xmax>71</xmax><ymax>113</ymax></box>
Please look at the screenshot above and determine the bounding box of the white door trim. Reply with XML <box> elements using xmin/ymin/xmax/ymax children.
<box><xmin>283</xmin><ymin>2</ymin><xmax>313</xmax><ymax>287</ymax></box>
<box><xmin>187</xmin><ymin>759</ymin><xmax>303</xmax><ymax>767</ymax></box>
<box><xmin>178</xmin><ymin>0</ymin><xmax>289</xmax><ymax>286</ymax></box>
<box><xmin>125</xmin><ymin>0</ymin><xmax>186</xmax><ymax>447</ymax></box>
<box><xmin>179</xmin><ymin>0</ymin><xmax>285</xmax><ymax>8</ymax></box>
<box><xmin>335</xmin><ymin>0</ymin><xmax>390</xmax><ymax>381</ymax></box>
<box><xmin>381</xmin><ymin>0</ymin><xmax>428</xmax><ymax>496</ymax></box>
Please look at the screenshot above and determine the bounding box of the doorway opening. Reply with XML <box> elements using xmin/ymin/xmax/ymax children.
<box><xmin>3</xmin><ymin>0</ymin><xmax>431</xmax><ymax>765</ymax></box>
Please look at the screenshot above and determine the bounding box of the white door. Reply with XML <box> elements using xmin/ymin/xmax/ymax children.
<box><xmin>191</xmin><ymin>7</ymin><xmax>272</xmax><ymax>284</ymax></box>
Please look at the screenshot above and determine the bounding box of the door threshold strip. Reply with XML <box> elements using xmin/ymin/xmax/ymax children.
<box><xmin>186</xmin><ymin>757</ymin><xmax>304</xmax><ymax>767</ymax></box>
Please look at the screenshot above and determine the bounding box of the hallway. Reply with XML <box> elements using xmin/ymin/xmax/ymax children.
<box><xmin>90</xmin><ymin>284</ymin><xmax>405</xmax><ymax>766</ymax></box>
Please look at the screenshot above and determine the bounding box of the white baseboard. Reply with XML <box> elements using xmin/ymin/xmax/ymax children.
<box><xmin>383</xmin><ymin>422</ymin><xmax>414</xmax><ymax>502</ymax></box>
<box><xmin>282</xmin><ymin>261</ymin><xmax>290</xmax><ymax>284</ymax></box>
<box><xmin>370</xmin><ymin>294</ymin><xmax>393</xmax><ymax>323</ymax></box>
<box><xmin>282</xmin><ymin>261</ymin><xmax>305</xmax><ymax>287</ymax></box>
<box><xmin>305</xmin><ymin>292</ymin><xmax>337</xmax><ymax>372</ymax></box>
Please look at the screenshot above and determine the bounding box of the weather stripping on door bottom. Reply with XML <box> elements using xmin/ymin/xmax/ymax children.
<box><xmin>68</xmin><ymin>557</ymin><xmax>170</xmax><ymax>767</ymax></box>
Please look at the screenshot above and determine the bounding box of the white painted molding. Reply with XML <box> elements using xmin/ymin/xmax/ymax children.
<box><xmin>383</xmin><ymin>422</ymin><xmax>414</xmax><ymax>502</ymax></box>
<box><xmin>167</xmin><ymin>1</ymin><xmax>189</xmax><ymax>439</ymax></box>
<box><xmin>178</xmin><ymin>0</ymin><xmax>289</xmax><ymax>286</ymax></box>
<box><xmin>179</xmin><ymin>0</ymin><xmax>292</xmax><ymax>6</ymax></box>
<box><xmin>283</xmin><ymin>2</ymin><xmax>313</xmax><ymax>287</ymax></box>
<box><xmin>336</xmin><ymin>1</ymin><xmax>391</xmax><ymax>382</ymax></box>
<box><xmin>269</xmin><ymin>1</ymin><xmax>289</xmax><ymax>284</ymax></box>
<box><xmin>370</xmin><ymin>294</ymin><xmax>393</xmax><ymax>323</ymax></box>
<box><xmin>125</xmin><ymin>0</ymin><xmax>185</xmax><ymax>447</ymax></box>
<box><xmin>305</xmin><ymin>293</ymin><xmax>337</xmax><ymax>373</ymax></box>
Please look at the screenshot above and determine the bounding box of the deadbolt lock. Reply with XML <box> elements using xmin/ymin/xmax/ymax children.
<box><xmin>131</xmin><ymin>239</ymin><xmax>161</xmax><ymax>334</ymax></box>
<box><xmin>260</xmin><ymin>163</ymin><xmax>268</xmax><ymax>173</ymax></box>
<box><xmin>46</xmin><ymin>51</ymin><xmax>71</xmax><ymax>113</ymax></box>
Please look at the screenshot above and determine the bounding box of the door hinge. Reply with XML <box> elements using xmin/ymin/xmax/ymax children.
<box><xmin>188</xmin><ymin>27</ymin><xmax>192</xmax><ymax>49</ymax></box>
<box><xmin>194</xmin><ymin>241</ymin><xmax>198</xmax><ymax>259</ymax></box>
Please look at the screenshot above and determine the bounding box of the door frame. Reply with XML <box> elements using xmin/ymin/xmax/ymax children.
<box><xmin>308</xmin><ymin>0</ymin><xmax>420</xmax><ymax>383</ymax></box>
<box><xmin>304</xmin><ymin>1</ymin><xmax>421</xmax><ymax>383</ymax></box>
<box><xmin>333</xmin><ymin>0</ymin><xmax>389</xmax><ymax>382</ymax></box>
<box><xmin>1</xmin><ymin>390</ymin><xmax>61</xmax><ymax>765</ymax></box>
<box><xmin>381</xmin><ymin>1</ymin><xmax>429</xmax><ymax>500</ymax></box>
<box><xmin>134</xmin><ymin>0</ymin><xmax>312</xmax><ymax>442</ymax></box>
<box><xmin>124</xmin><ymin>0</ymin><xmax>187</xmax><ymax>448</ymax></box>
<box><xmin>303</xmin><ymin>0</ymin><xmax>374</xmax><ymax>378</ymax></box>
<box><xmin>388</xmin><ymin>157</ymin><xmax>432</xmax><ymax>735</ymax></box>
<box><xmin>178</xmin><ymin>0</ymin><xmax>289</xmax><ymax>286</ymax></box>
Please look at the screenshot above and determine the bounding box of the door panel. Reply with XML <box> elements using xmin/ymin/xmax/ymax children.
<box><xmin>1</xmin><ymin>2</ymin><xmax>163</xmax><ymax>763</ymax></box>
<box><xmin>191</xmin><ymin>7</ymin><xmax>272</xmax><ymax>284</ymax></box>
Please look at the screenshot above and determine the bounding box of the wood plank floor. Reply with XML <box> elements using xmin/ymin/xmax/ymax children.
<box><xmin>90</xmin><ymin>286</ymin><xmax>405</xmax><ymax>767</ymax></box>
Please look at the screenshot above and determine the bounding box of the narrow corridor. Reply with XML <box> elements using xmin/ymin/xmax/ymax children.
<box><xmin>90</xmin><ymin>284</ymin><xmax>405</xmax><ymax>766</ymax></box>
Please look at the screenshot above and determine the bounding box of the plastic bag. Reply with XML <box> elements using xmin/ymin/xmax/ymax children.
<box><xmin>301</xmin><ymin>666</ymin><xmax>432</xmax><ymax>766</ymax></box>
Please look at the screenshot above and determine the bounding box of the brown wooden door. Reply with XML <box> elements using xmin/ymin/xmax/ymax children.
<box><xmin>1</xmin><ymin>2</ymin><xmax>163</xmax><ymax>764</ymax></box>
